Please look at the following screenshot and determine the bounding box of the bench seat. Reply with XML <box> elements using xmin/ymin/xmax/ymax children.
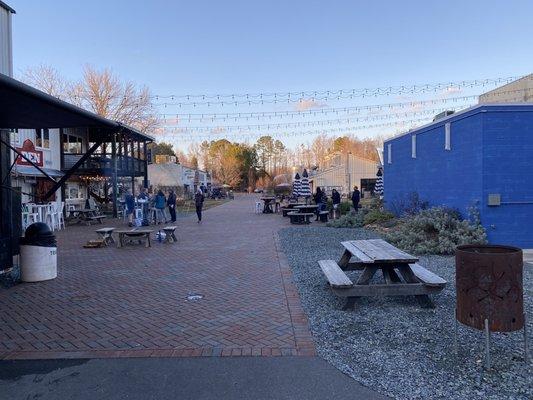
<box><xmin>410</xmin><ymin>263</ymin><xmax>447</xmax><ymax>287</ymax></box>
<box><xmin>288</xmin><ymin>212</ymin><xmax>314</xmax><ymax>224</ymax></box>
<box><xmin>318</xmin><ymin>260</ymin><xmax>353</xmax><ymax>288</ymax></box>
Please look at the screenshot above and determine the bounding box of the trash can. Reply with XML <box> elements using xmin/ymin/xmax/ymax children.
<box><xmin>20</xmin><ymin>222</ymin><xmax>57</xmax><ymax>282</ymax></box>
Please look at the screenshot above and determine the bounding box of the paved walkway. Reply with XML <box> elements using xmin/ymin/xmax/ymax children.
<box><xmin>0</xmin><ymin>195</ymin><xmax>314</xmax><ymax>359</ymax></box>
<box><xmin>1</xmin><ymin>357</ymin><xmax>389</xmax><ymax>400</ymax></box>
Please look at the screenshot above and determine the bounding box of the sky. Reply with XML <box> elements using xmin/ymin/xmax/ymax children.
<box><xmin>8</xmin><ymin>0</ymin><xmax>533</xmax><ymax>150</ymax></box>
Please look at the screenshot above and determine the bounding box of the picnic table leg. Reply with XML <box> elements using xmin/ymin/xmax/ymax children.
<box><xmin>397</xmin><ymin>265</ymin><xmax>434</xmax><ymax>308</ymax></box>
<box><xmin>382</xmin><ymin>267</ymin><xmax>402</xmax><ymax>284</ymax></box>
<box><xmin>118</xmin><ymin>233</ymin><xmax>123</xmax><ymax>248</ymax></box>
<box><xmin>146</xmin><ymin>234</ymin><xmax>151</xmax><ymax>248</ymax></box>
<box><xmin>338</xmin><ymin>250</ymin><xmax>351</xmax><ymax>269</ymax></box>
<box><xmin>344</xmin><ymin>266</ymin><xmax>379</xmax><ymax>310</ymax></box>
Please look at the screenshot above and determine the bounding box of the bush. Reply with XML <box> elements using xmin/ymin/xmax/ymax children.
<box><xmin>363</xmin><ymin>209</ymin><xmax>395</xmax><ymax>225</ymax></box>
<box><xmin>326</xmin><ymin>199</ymin><xmax>352</xmax><ymax>215</ymax></box>
<box><xmin>388</xmin><ymin>192</ymin><xmax>429</xmax><ymax>216</ymax></box>
<box><xmin>326</xmin><ymin>211</ymin><xmax>365</xmax><ymax>228</ymax></box>
<box><xmin>384</xmin><ymin>206</ymin><xmax>487</xmax><ymax>255</ymax></box>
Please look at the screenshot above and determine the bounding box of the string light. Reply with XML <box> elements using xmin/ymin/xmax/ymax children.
<box><xmin>150</xmin><ymin>75</ymin><xmax>525</xmax><ymax>102</ymax></box>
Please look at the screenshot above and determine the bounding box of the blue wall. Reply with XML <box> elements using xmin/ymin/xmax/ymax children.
<box><xmin>481</xmin><ymin>109</ymin><xmax>533</xmax><ymax>248</ymax></box>
<box><xmin>384</xmin><ymin>105</ymin><xmax>533</xmax><ymax>248</ymax></box>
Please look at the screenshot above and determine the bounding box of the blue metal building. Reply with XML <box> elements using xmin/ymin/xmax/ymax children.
<box><xmin>383</xmin><ymin>104</ymin><xmax>533</xmax><ymax>248</ymax></box>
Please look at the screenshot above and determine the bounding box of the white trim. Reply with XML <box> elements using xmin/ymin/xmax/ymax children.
<box><xmin>445</xmin><ymin>123</ymin><xmax>451</xmax><ymax>150</ymax></box>
<box><xmin>411</xmin><ymin>135</ymin><xmax>417</xmax><ymax>158</ymax></box>
<box><xmin>387</xmin><ymin>144</ymin><xmax>392</xmax><ymax>164</ymax></box>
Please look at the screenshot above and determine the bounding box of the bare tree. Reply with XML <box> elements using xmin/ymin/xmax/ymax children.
<box><xmin>21</xmin><ymin>64</ymin><xmax>159</xmax><ymax>133</ymax></box>
<box><xmin>69</xmin><ymin>65</ymin><xmax>159</xmax><ymax>132</ymax></box>
<box><xmin>21</xmin><ymin>64</ymin><xmax>67</xmax><ymax>98</ymax></box>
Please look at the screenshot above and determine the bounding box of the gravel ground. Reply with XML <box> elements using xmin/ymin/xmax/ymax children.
<box><xmin>279</xmin><ymin>226</ymin><xmax>532</xmax><ymax>400</ymax></box>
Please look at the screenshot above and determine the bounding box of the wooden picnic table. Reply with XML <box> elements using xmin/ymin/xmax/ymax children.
<box><xmin>260</xmin><ymin>197</ymin><xmax>276</xmax><ymax>214</ymax></box>
<box><xmin>115</xmin><ymin>229</ymin><xmax>153</xmax><ymax>248</ymax></box>
<box><xmin>68</xmin><ymin>208</ymin><xmax>104</xmax><ymax>225</ymax></box>
<box><xmin>319</xmin><ymin>239</ymin><xmax>446</xmax><ymax>309</ymax></box>
<box><xmin>294</xmin><ymin>204</ymin><xmax>318</xmax><ymax>214</ymax></box>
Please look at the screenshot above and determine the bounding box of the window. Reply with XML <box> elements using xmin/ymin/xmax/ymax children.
<box><xmin>63</xmin><ymin>134</ymin><xmax>83</xmax><ymax>153</ymax></box>
<box><xmin>35</xmin><ymin>128</ymin><xmax>50</xmax><ymax>149</ymax></box>
<box><xmin>10</xmin><ymin>129</ymin><xmax>19</xmax><ymax>145</ymax></box>
<box><xmin>411</xmin><ymin>135</ymin><xmax>417</xmax><ymax>158</ymax></box>
<box><xmin>65</xmin><ymin>183</ymin><xmax>85</xmax><ymax>200</ymax></box>
<box><xmin>387</xmin><ymin>144</ymin><xmax>392</xmax><ymax>164</ymax></box>
<box><xmin>445</xmin><ymin>123</ymin><xmax>451</xmax><ymax>150</ymax></box>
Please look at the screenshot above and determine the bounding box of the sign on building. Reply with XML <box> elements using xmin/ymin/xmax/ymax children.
<box><xmin>16</xmin><ymin>139</ymin><xmax>43</xmax><ymax>167</ymax></box>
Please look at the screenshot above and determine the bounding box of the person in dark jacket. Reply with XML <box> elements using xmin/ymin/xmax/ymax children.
<box><xmin>331</xmin><ymin>189</ymin><xmax>341</xmax><ymax>219</ymax></box>
<box><xmin>125</xmin><ymin>189</ymin><xmax>135</xmax><ymax>227</ymax></box>
<box><xmin>167</xmin><ymin>189</ymin><xmax>177</xmax><ymax>222</ymax></box>
<box><xmin>313</xmin><ymin>187</ymin><xmax>326</xmax><ymax>221</ymax></box>
<box><xmin>154</xmin><ymin>190</ymin><xmax>167</xmax><ymax>224</ymax></box>
<box><xmin>194</xmin><ymin>188</ymin><xmax>205</xmax><ymax>223</ymax></box>
<box><xmin>351</xmin><ymin>186</ymin><xmax>360</xmax><ymax>213</ymax></box>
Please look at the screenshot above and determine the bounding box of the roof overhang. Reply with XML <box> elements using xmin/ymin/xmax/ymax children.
<box><xmin>0</xmin><ymin>1</ymin><xmax>16</xmax><ymax>13</ymax></box>
<box><xmin>0</xmin><ymin>73</ymin><xmax>153</xmax><ymax>142</ymax></box>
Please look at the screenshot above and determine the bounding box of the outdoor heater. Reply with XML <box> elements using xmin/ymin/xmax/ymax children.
<box><xmin>454</xmin><ymin>244</ymin><xmax>528</xmax><ymax>369</ymax></box>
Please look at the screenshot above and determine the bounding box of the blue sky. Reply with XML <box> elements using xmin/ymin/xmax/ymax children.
<box><xmin>8</xmin><ymin>0</ymin><xmax>533</xmax><ymax>149</ymax></box>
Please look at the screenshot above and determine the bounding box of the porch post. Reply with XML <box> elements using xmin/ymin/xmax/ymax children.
<box><xmin>143</xmin><ymin>141</ymin><xmax>148</xmax><ymax>188</ymax></box>
<box><xmin>0</xmin><ymin>129</ymin><xmax>13</xmax><ymax>271</ymax></box>
<box><xmin>112</xmin><ymin>133</ymin><xmax>118</xmax><ymax>218</ymax></box>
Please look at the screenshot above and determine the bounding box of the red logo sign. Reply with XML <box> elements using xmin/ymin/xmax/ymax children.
<box><xmin>16</xmin><ymin>139</ymin><xmax>44</xmax><ymax>167</ymax></box>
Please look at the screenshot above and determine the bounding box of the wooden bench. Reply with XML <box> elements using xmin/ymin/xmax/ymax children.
<box><xmin>162</xmin><ymin>226</ymin><xmax>178</xmax><ymax>243</ymax></box>
<box><xmin>95</xmin><ymin>227</ymin><xmax>116</xmax><ymax>246</ymax></box>
<box><xmin>409</xmin><ymin>263</ymin><xmax>447</xmax><ymax>287</ymax></box>
<box><xmin>116</xmin><ymin>229</ymin><xmax>153</xmax><ymax>248</ymax></box>
<box><xmin>318</xmin><ymin>211</ymin><xmax>329</xmax><ymax>222</ymax></box>
<box><xmin>86</xmin><ymin>215</ymin><xmax>106</xmax><ymax>225</ymax></box>
<box><xmin>288</xmin><ymin>212</ymin><xmax>314</xmax><ymax>224</ymax></box>
<box><xmin>281</xmin><ymin>208</ymin><xmax>293</xmax><ymax>217</ymax></box>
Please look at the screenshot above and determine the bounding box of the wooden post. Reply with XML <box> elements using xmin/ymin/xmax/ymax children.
<box><xmin>143</xmin><ymin>141</ymin><xmax>148</xmax><ymax>189</ymax></box>
<box><xmin>112</xmin><ymin>133</ymin><xmax>118</xmax><ymax>218</ymax></box>
<box><xmin>0</xmin><ymin>129</ymin><xmax>14</xmax><ymax>271</ymax></box>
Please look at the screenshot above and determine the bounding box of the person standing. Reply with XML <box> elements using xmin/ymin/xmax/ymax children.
<box><xmin>167</xmin><ymin>189</ymin><xmax>177</xmax><ymax>223</ymax></box>
<box><xmin>351</xmin><ymin>185</ymin><xmax>361</xmax><ymax>213</ymax></box>
<box><xmin>125</xmin><ymin>189</ymin><xmax>135</xmax><ymax>227</ymax></box>
<box><xmin>195</xmin><ymin>188</ymin><xmax>205</xmax><ymax>223</ymax></box>
<box><xmin>154</xmin><ymin>190</ymin><xmax>167</xmax><ymax>224</ymax></box>
<box><xmin>331</xmin><ymin>189</ymin><xmax>341</xmax><ymax>219</ymax></box>
<box><xmin>313</xmin><ymin>187</ymin><xmax>325</xmax><ymax>221</ymax></box>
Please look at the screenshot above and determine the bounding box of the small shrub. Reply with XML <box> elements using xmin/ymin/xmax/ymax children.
<box><xmin>326</xmin><ymin>211</ymin><xmax>365</xmax><ymax>228</ymax></box>
<box><xmin>389</xmin><ymin>192</ymin><xmax>429</xmax><ymax>216</ymax></box>
<box><xmin>384</xmin><ymin>206</ymin><xmax>487</xmax><ymax>255</ymax></box>
<box><xmin>363</xmin><ymin>209</ymin><xmax>395</xmax><ymax>225</ymax></box>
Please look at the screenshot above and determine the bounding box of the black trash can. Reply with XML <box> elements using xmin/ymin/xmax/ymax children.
<box><xmin>20</xmin><ymin>222</ymin><xmax>57</xmax><ymax>282</ymax></box>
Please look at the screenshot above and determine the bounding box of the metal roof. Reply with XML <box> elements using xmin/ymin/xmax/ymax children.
<box><xmin>0</xmin><ymin>73</ymin><xmax>153</xmax><ymax>142</ymax></box>
<box><xmin>0</xmin><ymin>1</ymin><xmax>15</xmax><ymax>13</ymax></box>
<box><xmin>384</xmin><ymin>103</ymin><xmax>533</xmax><ymax>143</ymax></box>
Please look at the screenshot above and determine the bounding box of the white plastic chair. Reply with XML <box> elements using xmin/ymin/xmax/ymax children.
<box><xmin>57</xmin><ymin>202</ymin><xmax>66</xmax><ymax>230</ymax></box>
<box><xmin>255</xmin><ymin>201</ymin><xmax>262</xmax><ymax>214</ymax></box>
<box><xmin>45</xmin><ymin>203</ymin><xmax>57</xmax><ymax>231</ymax></box>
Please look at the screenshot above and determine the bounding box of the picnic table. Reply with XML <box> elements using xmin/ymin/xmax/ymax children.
<box><xmin>69</xmin><ymin>208</ymin><xmax>104</xmax><ymax>225</ymax></box>
<box><xmin>319</xmin><ymin>239</ymin><xmax>446</xmax><ymax>309</ymax></box>
<box><xmin>95</xmin><ymin>227</ymin><xmax>116</xmax><ymax>246</ymax></box>
<box><xmin>294</xmin><ymin>204</ymin><xmax>318</xmax><ymax>214</ymax></box>
<box><xmin>115</xmin><ymin>229</ymin><xmax>153</xmax><ymax>248</ymax></box>
<box><xmin>260</xmin><ymin>197</ymin><xmax>276</xmax><ymax>214</ymax></box>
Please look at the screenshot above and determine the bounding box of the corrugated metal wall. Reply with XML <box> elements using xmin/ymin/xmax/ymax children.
<box><xmin>0</xmin><ymin>6</ymin><xmax>13</xmax><ymax>76</ymax></box>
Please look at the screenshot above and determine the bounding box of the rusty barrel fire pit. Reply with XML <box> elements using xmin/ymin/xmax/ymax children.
<box><xmin>455</xmin><ymin>244</ymin><xmax>528</xmax><ymax>368</ymax></box>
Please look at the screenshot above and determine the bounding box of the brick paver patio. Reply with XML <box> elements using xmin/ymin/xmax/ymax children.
<box><xmin>0</xmin><ymin>195</ymin><xmax>315</xmax><ymax>359</ymax></box>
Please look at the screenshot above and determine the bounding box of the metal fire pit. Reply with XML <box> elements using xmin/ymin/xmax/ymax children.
<box><xmin>454</xmin><ymin>244</ymin><xmax>528</xmax><ymax>369</ymax></box>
